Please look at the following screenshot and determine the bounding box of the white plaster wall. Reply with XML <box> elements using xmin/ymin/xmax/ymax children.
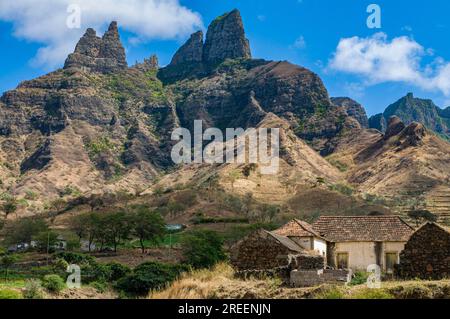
<box><xmin>335</xmin><ymin>241</ymin><xmax>406</xmax><ymax>271</ymax></box>
<box><xmin>336</xmin><ymin>242</ymin><xmax>376</xmax><ymax>271</ymax></box>
<box><xmin>313</xmin><ymin>238</ymin><xmax>327</xmax><ymax>258</ymax></box>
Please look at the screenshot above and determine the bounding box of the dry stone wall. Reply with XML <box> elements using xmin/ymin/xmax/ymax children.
<box><xmin>396</xmin><ymin>223</ymin><xmax>450</xmax><ymax>279</ymax></box>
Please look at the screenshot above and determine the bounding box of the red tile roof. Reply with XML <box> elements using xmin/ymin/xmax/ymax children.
<box><xmin>312</xmin><ymin>216</ymin><xmax>415</xmax><ymax>242</ymax></box>
<box><xmin>275</xmin><ymin>219</ymin><xmax>322</xmax><ymax>238</ymax></box>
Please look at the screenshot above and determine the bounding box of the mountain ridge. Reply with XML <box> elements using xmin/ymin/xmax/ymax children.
<box><xmin>369</xmin><ymin>93</ymin><xmax>450</xmax><ymax>139</ymax></box>
<box><xmin>0</xmin><ymin>10</ymin><xmax>449</xmax><ymax>224</ymax></box>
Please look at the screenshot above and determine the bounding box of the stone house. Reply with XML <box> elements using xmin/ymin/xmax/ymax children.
<box><xmin>312</xmin><ymin>216</ymin><xmax>415</xmax><ymax>272</ymax></box>
<box><xmin>273</xmin><ymin>219</ymin><xmax>327</xmax><ymax>258</ymax></box>
<box><xmin>395</xmin><ymin>223</ymin><xmax>450</xmax><ymax>279</ymax></box>
<box><xmin>230</xmin><ymin>229</ymin><xmax>323</xmax><ymax>273</ymax></box>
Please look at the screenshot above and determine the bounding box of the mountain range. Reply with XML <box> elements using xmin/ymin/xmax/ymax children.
<box><xmin>0</xmin><ymin>9</ymin><xmax>449</xmax><ymax>224</ymax></box>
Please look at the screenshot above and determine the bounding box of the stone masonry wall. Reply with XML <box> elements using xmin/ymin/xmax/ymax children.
<box><xmin>396</xmin><ymin>223</ymin><xmax>450</xmax><ymax>280</ymax></box>
<box><xmin>290</xmin><ymin>269</ymin><xmax>350</xmax><ymax>288</ymax></box>
<box><xmin>230</xmin><ymin>232</ymin><xmax>294</xmax><ymax>271</ymax></box>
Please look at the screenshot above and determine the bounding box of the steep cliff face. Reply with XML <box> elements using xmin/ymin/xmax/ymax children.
<box><xmin>0</xmin><ymin>22</ymin><xmax>177</xmax><ymax>210</ymax></box>
<box><xmin>170</xmin><ymin>31</ymin><xmax>204</xmax><ymax>66</ymax></box>
<box><xmin>161</xmin><ymin>10</ymin><xmax>352</xmax><ymax>155</ymax></box>
<box><xmin>203</xmin><ymin>9</ymin><xmax>251</xmax><ymax>63</ymax></box>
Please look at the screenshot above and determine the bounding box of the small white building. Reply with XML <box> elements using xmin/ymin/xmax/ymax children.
<box><xmin>274</xmin><ymin>219</ymin><xmax>328</xmax><ymax>258</ymax></box>
<box><xmin>312</xmin><ymin>216</ymin><xmax>415</xmax><ymax>273</ymax></box>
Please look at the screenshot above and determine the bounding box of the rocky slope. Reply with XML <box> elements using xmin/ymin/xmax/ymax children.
<box><xmin>0</xmin><ymin>22</ymin><xmax>179</xmax><ymax>215</ymax></box>
<box><xmin>330</xmin><ymin>115</ymin><xmax>450</xmax><ymax>222</ymax></box>
<box><xmin>369</xmin><ymin>93</ymin><xmax>450</xmax><ymax>139</ymax></box>
<box><xmin>0</xmin><ymin>10</ymin><xmax>449</xmax><ymax>222</ymax></box>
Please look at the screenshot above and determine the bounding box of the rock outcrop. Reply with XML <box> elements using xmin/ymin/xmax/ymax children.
<box><xmin>165</xmin><ymin>9</ymin><xmax>251</xmax><ymax>73</ymax></box>
<box><xmin>368</xmin><ymin>113</ymin><xmax>386</xmax><ymax>132</ymax></box>
<box><xmin>64</xmin><ymin>21</ymin><xmax>127</xmax><ymax>73</ymax></box>
<box><xmin>170</xmin><ymin>31</ymin><xmax>204</xmax><ymax>66</ymax></box>
<box><xmin>384</xmin><ymin>116</ymin><xmax>406</xmax><ymax>140</ymax></box>
<box><xmin>203</xmin><ymin>9</ymin><xmax>251</xmax><ymax>63</ymax></box>
<box><xmin>331</xmin><ymin>97</ymin><xmax>369</xmax><ymax>128</ymax></box>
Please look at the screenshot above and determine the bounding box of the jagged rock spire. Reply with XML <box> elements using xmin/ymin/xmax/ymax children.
<box><xmin>203</xmin><ymin>9</ymin><xmax>251</xmax><ymax>63</ymax></box>
<box><xmin>64</xmin><ymin>21</ymin><xmax>127</xmax><ymax>73</ymax></box>
<box><xmin>168</xmin><ymin>9</ymin><xmax>251</xmax><ymax>67</ymax></box>
<box><xmin>170</xmin><ymin>31</ymin><xmax>204</xmax><ymax>66</ymax></box>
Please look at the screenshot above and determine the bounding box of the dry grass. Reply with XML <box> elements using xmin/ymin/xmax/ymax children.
<box><xmin>151</xmin><ymin>263</ymin><xmax>316</xmax><ymax>299</ymax></box>
<box><xmin>150</xmin><ymin>264</ymin><xmax>450</xmax><ymax>300</ymax></box>
<box><xmin>150</xmin><ymin>263</ymin><xmax>235</xmax><ymax>299</ymax></box>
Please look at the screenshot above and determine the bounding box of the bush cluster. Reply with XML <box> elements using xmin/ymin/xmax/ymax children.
<box><xmin>115</xmin><ymin>262</ymin><xmax>189</xmax><ymax>296</ymax></box>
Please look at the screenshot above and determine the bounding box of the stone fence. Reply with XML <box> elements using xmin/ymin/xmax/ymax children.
<box><xmin>290</xmin><ymin>269</ymin><xmax>351</xmax><ymax>288</ymax></box>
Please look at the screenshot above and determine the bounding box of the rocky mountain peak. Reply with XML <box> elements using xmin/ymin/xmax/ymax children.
<box><xmin>369</xmin><ymin>93</ymin><xmax>450</xmax><ymax>138</ymax></box>
<box><xmin>64</xmin><ymin>21</ymin><xmax>127</xmax><ymax>73</ymax></box>
<box><xmin>170</xmin><ymin>31</ymin><xmax>204</xmax><ymax>66</ymax></box>
<box><xmin>203</xmin><ymin>9</ymin><xmax>251</xmax><ymax>63</ymax></box>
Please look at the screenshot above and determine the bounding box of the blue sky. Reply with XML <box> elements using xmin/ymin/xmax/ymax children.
<box><xmin>1</xmin><ymin>0</ymin><xmax>450</xmax><ymax>115</ymax></box>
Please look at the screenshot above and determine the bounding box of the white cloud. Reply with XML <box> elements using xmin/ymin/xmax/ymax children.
<box><xmin>0</xmin><ymin>0</ymin><xmax>203</xmax><ymax>69</ymax></box>
<box><xmin>329</xmin><ymin>32</ymin><xmax>450</xmax><ymax>96</ymax></box>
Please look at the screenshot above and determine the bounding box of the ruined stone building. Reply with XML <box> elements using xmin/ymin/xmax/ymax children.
<box><xmin>312</xmin><ymin>216</ymin><xmax>415</xmax><ymax>272</ymax></box>
<box><xmin>396</xmin><ymin>223</ymin><xmax>450</xmax><ymax>279</ymax></box>
<box><xmin>230</xmin><ymin>229</ymin><xmax>323</xmax><ymax>273</ymax></box>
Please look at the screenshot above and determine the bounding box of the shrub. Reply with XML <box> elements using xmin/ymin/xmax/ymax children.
<box><xmin>42</xmin><ymin>274</ymin><xmax>66</xmax><ymax>293</ymax></box>
<box><xmin>115</xmin><ymin>262</ymin><xmax>189</xmax><ymax>296</ymax></box>
<box><xmin>23</xmin><ymin>279</ymin><xmax>45</xmax><ymax>299</ymax></box>
<box><xmin>88</xmin><ymin>263</ymin><xmax>112</xmax><ymax>283</ymax></box>
<box><xmin>53</xmin><ymin>258</ymin><xmax>69</xmax><ymax>273</ymax></box>
<box><xmin>106</xmin><ymin>262</ymin><xmax>131</xmax><ymax>282</ymax></box>
<box><xmin>90</xmin><ymin>281</ymin><xmax>108</xmax><ymax>293</ymax></box>
<box><xmin>349</xmin><ymin>271</ymin><xmax>369</xmax><ymax>286</ymax></box>
<box><xmin>180</xmin><ymin>230</ymin><xmax>227</xmax><ymax>269</ymax></box>
<box><xmin>55</xmin><ymin>252</ymin><xmax>95</xmax><ymax>265</ymax></box>
<box><xmin>0</xmin><ymin>288</ymin><xmax>22</xmax><ymax>299</ymax></box>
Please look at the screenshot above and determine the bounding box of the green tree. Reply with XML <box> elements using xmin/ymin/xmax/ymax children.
<box><xmin>34</xmin><ymin>231</ymin><xmax>60</xmax><ymax>253</ymax></box>
<box><xmin>98</xmin><ymin>211</ymin><xmax>131</xmax><ymax>252</ymax></box>
<box><xmin>1</xmin><ymin>254</ymin><xmax>20</xmax><ymax>281</ymax></box>
<box><xmin>69</xmin><ymin>213</ymin><xmax>100</xmax><ymax>252</ymax></box>
<box><xmin>2</xmin><ymin>196</ymin><xmax>18</xmax><ymax>219</ymax></box>
<box><xmin>180</xmin><ymin>229</ymin><xmax>227</xmax><ymax>269</ymax></box>
<box><xmin>2</xmin><ymin>217</ymin><xmax>48</xmax><ymax>246</ymax></box>
<box><xmin>131</xmin><ymin>206</ymin><xmax>166</xmax><ymax>253</ymax></box>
